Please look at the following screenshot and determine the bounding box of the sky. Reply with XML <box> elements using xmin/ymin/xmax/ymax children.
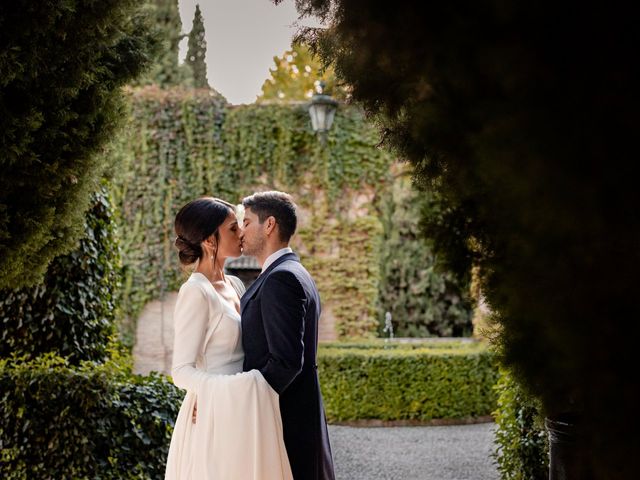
<box><xmin>177</xmin><ymin>0</ymin><xmax>322</xmax><ymax>105</ymax></box>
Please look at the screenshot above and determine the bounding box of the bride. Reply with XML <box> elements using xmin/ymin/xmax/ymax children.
<box><xmin>164</xmin><ymin>197</ymin><xmax>292</xmax><ymax>480</ymax></box>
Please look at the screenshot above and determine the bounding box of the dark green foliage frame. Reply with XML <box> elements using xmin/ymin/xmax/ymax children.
<box><xmin>0</xmin><ymin>0</ymin><xmax>156</xmax><ymax>289</ymax></box>
<box><xmin>289</xmin><ymin>1</ymin><xmax>640</xmax><ymax>475</ymax></box>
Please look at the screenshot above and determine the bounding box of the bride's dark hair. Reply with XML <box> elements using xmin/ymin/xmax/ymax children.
<box><xmin>174</xmin><ymin>197</ymin><xmax>235</xmax><ymax>266</ymax></box>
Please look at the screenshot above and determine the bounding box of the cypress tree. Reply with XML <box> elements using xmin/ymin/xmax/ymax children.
<box><xmin>186</xmin><ymin>4</ymin><xmax>209</xmax><ymax>89</ymax></box>
<box><xmin>0</xmin><ymin>0</ymin><xmax>155</xmax><ymax>289</ymax></box>
<box><xmin>290</xmin><ymin>1</ymin><xmax>640</xmax><ymax>476</ymax></box>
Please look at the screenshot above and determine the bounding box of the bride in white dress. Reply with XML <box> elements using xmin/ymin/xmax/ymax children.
<box><xmin>164</xmin><ymin>197</ymin><xmax>292</xmax><ymax>480</ymax></box>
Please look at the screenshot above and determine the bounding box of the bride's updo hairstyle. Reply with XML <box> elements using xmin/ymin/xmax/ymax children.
<box><xmin>174</xmin><ymin>197</ymin><xmax>234</xmax><ymax>266</ymax></box>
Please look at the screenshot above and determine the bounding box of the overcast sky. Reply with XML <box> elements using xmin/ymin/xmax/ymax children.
<box><xmin>178</xmin><ymin>0</ymin><xmax>322</xmax><ymax>105</ymax></box>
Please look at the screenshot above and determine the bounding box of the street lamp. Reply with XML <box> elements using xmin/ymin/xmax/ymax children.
<box><xmin>308</xmin><ymin>81</ymin><xmax>338</xmax><ymax>145</ymax></box>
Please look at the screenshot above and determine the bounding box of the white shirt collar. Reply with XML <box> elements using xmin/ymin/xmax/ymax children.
<box><xmin>261</xmin><ymin>247</ymin><xmax>293</xmax><ymax>273</ymax></box>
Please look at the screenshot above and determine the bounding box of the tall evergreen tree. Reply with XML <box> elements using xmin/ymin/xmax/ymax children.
<box><xmin>186</xmin><ymin>4</ymin><xmax>209</xmax><ymax>89</ymax></box>
<box><xmin>288</xmin><ymin>1</ymin><xmax>639</xmax><ymax>477</ymax></box>
<box><xmin>0</xmin><ymin>0</ymin><xmax>155</xmax><ymax>289</ymax></box>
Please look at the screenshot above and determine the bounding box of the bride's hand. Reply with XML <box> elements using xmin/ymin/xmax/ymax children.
<box><xmin>192</xmin><ymin>400</ymin><xmax>197</xmax><ymax>424</ymax></box>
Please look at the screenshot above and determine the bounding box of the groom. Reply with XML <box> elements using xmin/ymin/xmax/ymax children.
<box><xmin>239</xmin><ymin>191</ymin><xmax>335</xmax><ymax>480</ymax></box>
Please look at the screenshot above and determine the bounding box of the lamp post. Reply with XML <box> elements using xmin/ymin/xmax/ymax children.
<box><xmin>308</xmin><ymin>81</ymin><xmax>338</xmax><ymax>145</ymax></box>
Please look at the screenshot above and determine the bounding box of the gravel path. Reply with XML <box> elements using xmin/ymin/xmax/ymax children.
<box><xmin>328</xmin><ymin>422</ymin><xmax>498</xmax><ymax>480</ymax></box>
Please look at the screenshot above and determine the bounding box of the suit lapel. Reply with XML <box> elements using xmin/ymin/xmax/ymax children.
<box><xmin>240</xmin><ymin>252</ymin><xmax>299</xmax><ymax>311</ymax></box>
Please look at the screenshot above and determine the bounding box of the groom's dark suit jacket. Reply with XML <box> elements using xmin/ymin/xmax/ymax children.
<box><xmin>241</xmin><ymin>252</ymin><xmax>335</xmax><ymax>480</ymax></box>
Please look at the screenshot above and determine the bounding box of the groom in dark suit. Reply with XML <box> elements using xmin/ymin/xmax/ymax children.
<box><xmin>239</xmin><ymin>191</ymin><xmax>335</xmax><ymax>480</ymax></box>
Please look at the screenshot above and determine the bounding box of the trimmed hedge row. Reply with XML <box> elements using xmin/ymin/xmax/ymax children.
<box><xmin>318</xmin><ymin>341</ymin><xmax>498</xmax><ymax>421</ymax></box>
<box><xmin>0</xmin><ymin>354</ymin><xmax>182</xmax><ymax>480</ymax></box>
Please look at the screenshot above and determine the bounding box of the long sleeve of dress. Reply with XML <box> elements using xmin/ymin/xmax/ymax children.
<box><xmin>171</xmin><ymin>281</ymin><xmax>219</xmax><ymax>391</ymax></box>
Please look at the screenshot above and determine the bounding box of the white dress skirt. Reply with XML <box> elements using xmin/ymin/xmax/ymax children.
<box><xmin>164</xmin><ymin>273</ymin><xmax>292</xmax><ymax>480</ymax></box>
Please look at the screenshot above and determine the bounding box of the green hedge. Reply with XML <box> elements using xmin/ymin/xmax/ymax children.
<box><xmin>318</xmin><ymin>341</ymin><xmax>498</xmax><ymax>421</ymax></box>
<box><xmin>0</xmin><ymin>354</ymin><xmax>182</xmax><ymax>480</ymax></box>
<box><xmin>493</xmin><ymin>369</ymin><xmax>549</xmax><ymax>480</ymax></box>
<box><xmin>0</xmin><ymin>187</ymin><xmax>120</xmax><ymax>363</ymax></box>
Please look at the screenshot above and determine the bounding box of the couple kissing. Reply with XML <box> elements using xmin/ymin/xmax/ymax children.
<box><xmin>165</xmin><ymin>191</ymin><xmax>335</xmax><ymax>480</ymax></box>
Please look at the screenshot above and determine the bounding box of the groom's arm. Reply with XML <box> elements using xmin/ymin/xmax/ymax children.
<box><xmin>259</xmin><ymin>270</ymin><xmax>306</xmax><ymax>394</ymax></box>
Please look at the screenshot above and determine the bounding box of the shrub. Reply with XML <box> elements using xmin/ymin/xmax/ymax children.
<box><xmin>0</xmin><ymin>187</ymin><xmax>120</xmax><ymax>363</ymax></box>
<box><xmin>0</xmin><ymin>0</ymin><xmax>156</xmax><ymax>289</ymax></box>
<box><xmin>0</xmin><ymin>353</ymin><xmax>182</xmax><ymax>480</ymax></box>
<box><xmin>318</xmin><ymin>341</ymin><xmax>498</xmax><ymax>421</ymax></box>
<box><xmin>493</xmin><ymin>369</ymin><xmax>549</xmax><ymax>480</ymax></box>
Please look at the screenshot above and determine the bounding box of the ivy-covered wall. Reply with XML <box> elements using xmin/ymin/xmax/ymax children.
<box><xmin>111</xmin><ymin>87</ymin><xmax>392</xmax><ymax>340</ymax></box>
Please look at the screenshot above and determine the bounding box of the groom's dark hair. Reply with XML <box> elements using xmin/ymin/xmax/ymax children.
<box><xmin>243</xmin><ymin>191</ymin><xmax>297</xmax><ymax>242</ymax></box>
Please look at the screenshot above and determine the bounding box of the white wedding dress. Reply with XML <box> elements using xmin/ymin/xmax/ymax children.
<box><xmin>164</xmin><ymin>272</ymin><xmax>293</xmax><ymax>480</ymax></box>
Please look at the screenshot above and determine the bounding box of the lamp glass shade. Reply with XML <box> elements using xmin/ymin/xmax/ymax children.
<box><xmin>309</xmin><ymin>95</ymin><xmax>338</xmax><ymax>133</ymax></box>
<box><xmin>324</xmin><ymin>106</ymin><xmax>336</xmax><ymax>132</ymax></box>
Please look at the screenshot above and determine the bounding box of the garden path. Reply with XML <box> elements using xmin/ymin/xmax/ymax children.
<box><xmin>329</xmin><ymin>422</ymin><xmax>498</xmax><ymax>480</ymax></box>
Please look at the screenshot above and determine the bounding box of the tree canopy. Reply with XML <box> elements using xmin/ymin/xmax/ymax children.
<box><xmin>258</xmin><ymin>43</ymin><xmax>347</xmax><ymax>102</ymax></box>
<box><xmin>287</xmin><ymin>0</ymin><xmax>640</xmax><ymax>476</ymax></box>
<box><xmin>0</xmin><ymin>0</ymin><xmax>156</xmax><ymax>289</ymax></box>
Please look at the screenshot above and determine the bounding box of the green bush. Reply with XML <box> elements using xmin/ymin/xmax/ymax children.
<box><xmin>318</xmin><ymin>341</ymin><xmax>498</xmax><ymax>421</ymax></box>
<box><xmin>493</xmin><ymin>369</ymin><xmax>549</xmax><ymax>480</ymax></box>
<box><xmin>0</xmin><ymin>187</ymin><xmax>120</xmax><ymax>363</ymax></box>
<box><xmin>0</xmin><ymin>353</ymin><xmax>182</xmax><ymax>480</ymax></box>
<box><xmin>0</xmin><ymin>0</ymin><xmax>156</xmax><ymax>289</ymax></box>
